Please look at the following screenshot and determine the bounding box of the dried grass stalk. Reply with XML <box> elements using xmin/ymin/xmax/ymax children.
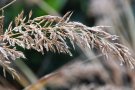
<box><xmin>0</xmin><ymin>11</ymin><xmax>135</xmax><ymax>78</ymax></box>
<box><xmin>3</xmin><ymin>11</ymin><xmax>135</xmax><ymax>68</ymax></box>
<box><xmin>0</xmin><ymin>39</ymin><xmax>25</xmax><ymax>78</ymax></box>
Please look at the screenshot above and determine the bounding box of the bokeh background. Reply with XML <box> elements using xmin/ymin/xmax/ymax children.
<box><xmin>0</xmin><ymin>0</ymin><xmax>135</xmax><ymax>90</ymax></box>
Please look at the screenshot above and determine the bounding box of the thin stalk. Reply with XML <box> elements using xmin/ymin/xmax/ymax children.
<box><xmin>0</xmin><ymin>0</ymin><xmax>16</xmax><ymax>11</ymax></box>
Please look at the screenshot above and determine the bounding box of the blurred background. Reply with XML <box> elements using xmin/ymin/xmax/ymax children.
<box><xmin>0</xmin><ymin>0</ymin><xmax>135</xmax><ymax>90</ymax></box>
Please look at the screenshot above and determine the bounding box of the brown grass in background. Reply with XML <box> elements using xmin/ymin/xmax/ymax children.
<box><xmin>89</xmin><ymin>0</ymin><xmax>135</xmax><ymax>50</ymax></box>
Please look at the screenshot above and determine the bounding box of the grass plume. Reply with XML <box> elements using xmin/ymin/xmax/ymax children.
<box><xmin>0</xmin><ymin>10</ymin><xmax>134</xmax><ymax>79</ymax></box>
